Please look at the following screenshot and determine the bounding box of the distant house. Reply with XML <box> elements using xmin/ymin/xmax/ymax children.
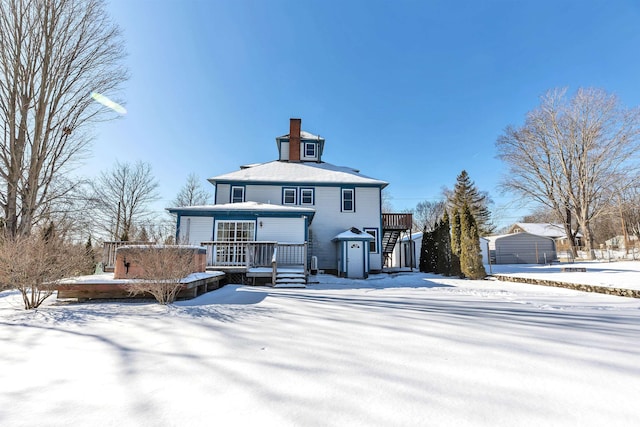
<box><xmin>168</xmin><ymin>119</ymin><xmax>411</xmax><ymax>283</ymax></box>
<box><xmin>605</xmin><ymin>235</ymin><xmax>638</xmax><ymax>249</ymax></box>
<box><xmin>508</xmin><ymin>223</ymin><xmax>582</xmax><ymax>250</ymax></box>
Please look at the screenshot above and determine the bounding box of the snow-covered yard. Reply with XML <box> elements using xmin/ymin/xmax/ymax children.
<box><xmin>1</xmin><ymin>264</ymin><xmax>640</xmax><ymax>426</ymax></box>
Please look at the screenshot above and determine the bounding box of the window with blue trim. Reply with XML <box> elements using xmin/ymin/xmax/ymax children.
<box><xmin>364</xmin><ymin>228</ymin><xmax>378</xmax><ymax>253</ymax></box>
<box><xmin>301</xmin><ymin>188</ymin><xmax>314</xmax><ymax>205</ymax></box>
<box><xmin>231</xmin><ymin>186</ymin><xmax>244</xmax><ymax>203</ymax></box>
<box><xmin>342</xmin><ymin>188</ymin><xmax>354</xmax><ymax>212</ymax></box>
<box><xmin>305</xmin><ymin>143</ymin><xmax>316</xmax><ymax>158</ymax></box>
<box><xmin>283</xmin><ymin>188</ymin><xmax>297</xmax><ymax>205</ymax></box>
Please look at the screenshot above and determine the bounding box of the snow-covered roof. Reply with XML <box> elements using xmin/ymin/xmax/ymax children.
<box><xmin>400</xmin><ymin>232</ymin><xmax>423</xmax><ymax>242</ymax></box>
<box><xmin>485</xmin><ymin>232</ymin><xmax>554</xmax><ymax>242</ymax></box>
<box><xmin>168</xmin><ymin>201</ymin><xmax>316</xmax><ymax>214</ymax></box>
<box><xmin>510</xmin><ymin>223</ymin><xmax>581</xmax><ymax>238</ymax></box>
<box><xmin>209</xmin><ymin>160</ymin><xmax>388</xmax><ymax>187</ymax></box>
<box><xmin>333</xmin><ymin>228</ymin><xmax>375</xmax><ymax>241</ymax></box>
<box><xmin>277</xmin><ymin>130</ymin><xmax>324</xmax><ymax>140</ymax></box>
<box><xmin>239</xmin><ymin>163</ymin><xmax>263</xmax><ymax>169</ymax></box>
<box><xmin>58</xmin><ymin>271</ymin><xmax>224</xmax><ymax>285</ymax></box>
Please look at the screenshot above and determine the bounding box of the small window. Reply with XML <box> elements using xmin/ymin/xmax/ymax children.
<box><xmin>231</xmin><ymin>186</ymin><xmax>244</xmax><ymax>203</ymax></box>
<box><xmin>283</xmin><ymin>188</ymin><xmax>297</xmax><ymax>205</ymax></box>
<box><xmin>301</xmin><ymin>188</ymin><xmax>314</xmax><ymax>205</ymax></box>
<box><xmin>364</xmin><ymin>228</ymin><xmax>378</xmax><ymax>253</ymax></box>
<box><xmin>305</xmin><ymin>143</ymin><xmax>316</xmax><ymax>158</ymax></box>
<box><xmin>342</xmin><ymin>188</ymin><xmax>354</xmax><ymax>212</ymax></box>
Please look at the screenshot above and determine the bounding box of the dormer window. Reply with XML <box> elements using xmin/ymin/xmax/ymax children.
<box><xmin>304</xmin><ymin>142</ymin><xmax>316</xmax><ymax>158</ymax></box>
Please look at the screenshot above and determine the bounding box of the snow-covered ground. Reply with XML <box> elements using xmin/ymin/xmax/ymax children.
<box><xmin>491</xmin><ymin>260</ymin><xmax>640</xmax><ymax>291</ymax></box>
<box><xmin>2</xmin><ymin>265</ymin><xmax>640</xmax><ymax>426</ymax></box>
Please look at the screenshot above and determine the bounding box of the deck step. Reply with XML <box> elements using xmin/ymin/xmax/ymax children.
<box><xmin>276</xmin><ymin>277</ymin><xmax>306</xmax><ymax>283</ymax></box>
<box><xmin>274</xmin><ymin>270</ymin><xmax>306</xmax><ymax>288</ymax></box>
<box><xmin>274</xmin><ymin>281</ymin><xmax>306</xmax><ymax>288</ymax></box>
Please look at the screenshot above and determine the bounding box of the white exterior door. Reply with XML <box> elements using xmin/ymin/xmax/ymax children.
<box><xmin>347</xmin><ymin>241</ymin><xmax>364</xmax><ymax>279</ymax></box>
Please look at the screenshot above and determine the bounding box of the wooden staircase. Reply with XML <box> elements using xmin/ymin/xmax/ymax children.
<box><xmin>273</xmin><ymin>267</ymin><xmax>307</xmax><ymax>288</ymax></box>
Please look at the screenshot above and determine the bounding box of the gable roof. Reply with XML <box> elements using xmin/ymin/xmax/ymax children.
<box><xmin>209</xmin><ymin>160</ymin><xmax>388</xmax><ymax>188</ymax></box>
<box><xmin>485</xmin><ymin>232</ymin><xmax>555</xmax><ymax>243</ymax></box>
<box><xmin>333</xmin><ymin>227</ymin><xmax>375</xmax><ymax>241</ymax></box>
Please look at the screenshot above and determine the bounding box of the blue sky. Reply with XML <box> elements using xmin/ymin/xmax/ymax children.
<box><xmin>81</xmin><ymin>0</ymin><xmax>640</xmax><ymax>228</ymax></box>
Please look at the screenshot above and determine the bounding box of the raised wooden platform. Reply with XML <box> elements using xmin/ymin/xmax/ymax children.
<box><xmin>56</xmin><ymin>272</ymin><xmax>225</xmax><ymax>301</ymax></box>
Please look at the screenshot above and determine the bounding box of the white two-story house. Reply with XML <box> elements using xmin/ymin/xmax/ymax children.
<box><xmin>169</xmin><ymin>119</ymin><xmax>411</xmax><ymax>281</ymax></box>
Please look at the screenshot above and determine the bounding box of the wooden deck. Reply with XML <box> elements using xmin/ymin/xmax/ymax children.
<box><xmin>382</xmin><ymin>213</ymin><xmax>413</xmax><ymax>231</ymax></box>
<box><xmin>56</xmin><ymin>272</ymin><xmax>225</xmax><ymax>301</ymax></box>
<box><xmin>201</xmin><ymin>241</ymin><xmax>308</xmax><ymax>286</ymax></box>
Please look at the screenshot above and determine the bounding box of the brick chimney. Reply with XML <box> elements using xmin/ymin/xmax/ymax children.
<box><xmin>289</xmin><ymin>118</ymin><xmax>301</xmax><ymax>162</ymax></box>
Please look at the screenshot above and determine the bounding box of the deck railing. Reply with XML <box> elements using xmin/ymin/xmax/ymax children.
<box><xmin>200</xmin><ymin>241</ymin><xmax>307</xmax><ymax>271</ymax></box>
<box><xmin>382</xmin><ymin>213</ymin><xmax>413</xmax><ymax>230</ymax></box>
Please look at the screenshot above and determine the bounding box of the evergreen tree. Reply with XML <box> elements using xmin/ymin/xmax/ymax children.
<box><xmin>450</xmin><ymin>208</ymin><xmax>462</xmax><ymax>277</ymax></box>
<box><xmin>448</xmin><ymin>170</ymin><xmax>495</xmax><ymax>236</ymax></box>
<box><xmin>419</xmin><ymin>228</ymin><xmax>427</xmax><ymax>272</ymax></box>
<box><xmin>436</xmin><ymin>212</ymin><xmax>452</xmax><ymax>276</ymax></box>
<box><xmin>451</xmin><ymin>207</ymin><xmax>461</xmax><ymax>256</ymax></box>
<box><xmin>460</xmin><ymin>204</ymin><xmax>487</xmax><ymax>279</ymax></box>
<box><xmin>419</xmin><ymin>227</ymin><xmax>438</xmax><ymax>273</ymax></box>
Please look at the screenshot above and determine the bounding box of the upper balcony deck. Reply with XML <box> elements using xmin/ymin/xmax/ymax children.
<box><xmin>382</xmin><ymin>213</ymin><xmax>413</xmax><ymax>231</ymax></box>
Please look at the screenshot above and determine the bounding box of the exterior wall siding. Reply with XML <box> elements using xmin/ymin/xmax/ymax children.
<box><xmin>179</xmin><ymin>216</ymin><xmax>214</xmax><ymax>245</ymax></box>
<box><xmin>309</xmin><ymin>186</ymin><xmax>382</xmax><ymax>271</ymax></box>
<box><xmin>216</xmin><ymin>184</ymin><xmax>231</xmax><ymax>204</ymax></box>
<box><xmin>209</xmin><ymin>182</ymin><xmax>384</xmax><ymax>273</ymax></box>
<box><xmin>256</xmin><ymin>217</ymin><xmax>305</xmax><ymax>243</ymax></box>
<box><xmin>280</xmin><ymin>142</ymin><xmax>289</xmax><ymax>160</ymax></box>
<box><xmin>491</xmin><ymin>234</ymin><xmax>556</xmax><ymax>264</ymax></box>
<box><xmin>245</xmin><ymin>185</ymin><xmax>283</xmax><ymax>205</ymax></box>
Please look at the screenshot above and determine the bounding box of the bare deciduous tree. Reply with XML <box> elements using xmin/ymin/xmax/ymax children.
<box><xmin>521</xmin><ymin>207</ymin><xmax>558</xmax><ymax>224</ymax></box>
<box><xmin>0</xmin><ymin>0</ymin><xmax>128</xmax><ymax>238</ymax></box>
<box><xmin>91</xmin><ymin>160</ymin><xmax>160</xmax><ymax>241</ymax></box>
<box><xmin>381</xmin><ymin>189</ymin><xmax>393</xmax><ymax>213</ymax></box>
<box><xmin>124</xmin><ymin>245</ymin><xmax>202</xmax><ymax>304</ymax></box>
<box><xmin>171</xmin><ymin>173</ymin><xmax>212</xmax><ymax>207</ymax></box>
<box><xmin>412</xmin><ymin>200</ymin><xmax>446</xmax><ymax>232</ymax></box>
<box><xmin>0</xmin><ymin>232</ymin><xmax>87</xmax><ymax>309</ymax></box>
<box><xmin>618</xmin><ymin>186</ymin><xmax>640</xmax><ymax>244</ymax></box>
<box><xmin>496</xmin><ymin>88</ymin><xmax>640</xmax><ymax>257</ymax></box>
